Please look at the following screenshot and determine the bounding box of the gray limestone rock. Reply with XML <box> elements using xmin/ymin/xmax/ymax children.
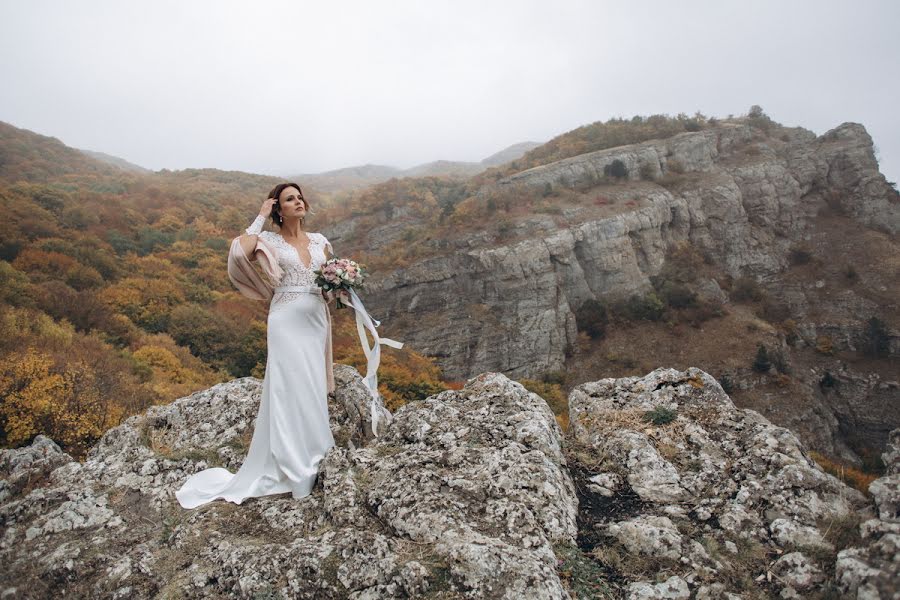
<box><xmin>1</xmin><ymin>369</ymin><xmax>895</xmax><ymax>599</ymax></box>
<box><xmin>0</xmin><ymin>368</ymin><xmax>577</xmax><ymax>599</ymax></box>
<box><xmin>833</xmin><ymin>427</ymin><xmax>900</xmax><ymax>599</ymax></box>
<box><xmin>0</xmin><ymin>434</ymin><xmax>74</xmax><ymax>503</ymax></box>
<box><xmin>359</xmin><ymin>122</ymin><xmax>899</xmax><ymax>386</ymax></box>
<box><xmin>626</xmin><ymin>575</ymin><xmax>690</xmax><ymax>600</ymax></box>
<box><xmin>566</xmin><ymin>366</ymin><xmax>880</xmax><ymax>598</ymax></box>
<box><xmin>884</xmin><ymin>429</ymin><xmax>900</xmax><ymax>476</ymax></box>
<box><xmin>772</xmin><ymin>552</ymin><xmax>825</xmax><ymax>591</ymax></box>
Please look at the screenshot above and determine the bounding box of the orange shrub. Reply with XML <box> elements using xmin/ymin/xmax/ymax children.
<box><xmin>0</xmin><ymin>346</ymin><xmax>126</xmax><ymax>457</ymax></box>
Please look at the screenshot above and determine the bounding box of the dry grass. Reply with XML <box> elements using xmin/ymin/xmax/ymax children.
<box><xmin>575</xmin><ymin>406</ymin><xmax>706</xmax><ymax>462</ymax></box>
<box><xmin>656</xmin><ymin>442</ymin><xmax>680</xmax><ymax>461</ymax></box>
<box><xmin>553</xmin><ymin>541</ymin><xmax>616</xmax><ymax>599</ymax></box>
<box><xmin>815</xmin><ymin>335</ymin><xmax>835</xmax><ymax>355</ymax></box>
<box><xmin>818</xmin><ymin>512</ymin><xmax>864</xmax><ymax>555</ymax></box>
<box><xmin>698</xmin><ymin>534</ymin><xmax>772</xmax><ymax>598</ymax></box>
<box><xmin>577</xmin><ymin>407</ymin><xmax>653</xmax><ymax>434</ymax></box>
<box><xmin>138</xmin><ymin>416</ymin><xmax>248</xmax><ymax>467</ymax></box>
<box><xmin>590</xmin><ymin>543</ymin><xmax>681</xmax><ymax>582</ymax></box>
<box><xmin>809</xmin><ymin>451</ymin><xmax>879</xmax><ymax>496</ymax></box>
<box><xmin>567</xmin><ymin>303</ymin><xmax>772</xmax><ymax>393</ymax></box>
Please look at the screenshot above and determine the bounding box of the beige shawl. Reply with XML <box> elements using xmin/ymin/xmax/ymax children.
<box><xmin>227</xmin><ymin>236</ymin><xmax>335</xmax><ymax>393</ymax></box>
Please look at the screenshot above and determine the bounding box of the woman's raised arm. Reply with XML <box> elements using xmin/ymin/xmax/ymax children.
<box><xmin>239</xmin><ymin>196</ymin><xmax>276</xmax><ymax>261</ymax></box>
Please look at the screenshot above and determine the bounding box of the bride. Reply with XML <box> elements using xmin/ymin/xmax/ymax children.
<box><xmin>176</xmin><ymin>183</ymin><xmax>341</xmax><ymax>509</ymax></box>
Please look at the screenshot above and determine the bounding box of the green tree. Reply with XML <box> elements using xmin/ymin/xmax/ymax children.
<box><xmin>619</xmin><ymin>292</ymin><xmax>665</xmax><ymax>321</ymax></box>
<box><xmin>753</xmin><ymin>344</ymin><xmax>771</xmax><ymax>373</ymax></box>
<box><xmin>106</xmin><ymin>230</ymin><xmax>138</xmax><ymax>256</ymax></box>
<box><xmin>168</xmin><ymin>303</ymin><xmax>237</xmax><ymax>367</ymax></box>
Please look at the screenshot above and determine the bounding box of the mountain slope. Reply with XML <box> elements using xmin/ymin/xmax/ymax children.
<box><xmin>77</xmin><ymin>148</ymin><xmax>152</xmax><ymax>174</ymax></box>
<box><xmin>0</xmin><ymin>121</ymin><xmax>134</xmax><ymax>183</ymax></box>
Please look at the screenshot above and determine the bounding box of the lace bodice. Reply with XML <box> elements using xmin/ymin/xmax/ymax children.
<box><xmin>259</xmin><ymin>231</ymin><xmax>331</xmax><ymax>308</ymax></box>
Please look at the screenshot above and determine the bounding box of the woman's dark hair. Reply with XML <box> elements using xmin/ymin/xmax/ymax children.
<box><xmin>267</xmin><ymin>182</ymin><xmax>309</xmax><ymax>228</ymax></box>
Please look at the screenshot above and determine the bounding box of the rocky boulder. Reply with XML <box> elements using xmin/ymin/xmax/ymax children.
<box><xmin>565</xmin><ymin>366</ymin><xmax>894</xmax><ymax>598</ymax></box>
<box><xmin>0</xmin><ymin>366</ymin><xmax>578</xmax><ymax>599</ymax></box>
<box><xmin>834</xmin><ymin>427</ymin><xmax>900</xmax><ymax>599</ymax></box>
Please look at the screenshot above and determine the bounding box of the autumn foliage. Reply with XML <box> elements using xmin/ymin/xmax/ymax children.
<box><xmin>0</xmin><ymin>347</ymin><xmax>124</xmax><ymax>457</ymax></box>
<box><xmin>0</xmin><ymin>120</ymin><xmax>462</xmax><ymax>458</ymax></box>
<box><xmin>329</xmin><ymin>309</ymin><xmax>448</xmax><ymax>412</ymax></box>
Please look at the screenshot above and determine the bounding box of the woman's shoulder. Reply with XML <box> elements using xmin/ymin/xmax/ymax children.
<box><xmin>256</xmin><ymin>231</ymin><xmax>283</xmax><ymax>251</ymax></box>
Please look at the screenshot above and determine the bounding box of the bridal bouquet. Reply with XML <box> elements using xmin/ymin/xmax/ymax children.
<box><xmin>313</xmin><ymin>257</ymin><xmax>367</xmax><ymax>309</ymax></box>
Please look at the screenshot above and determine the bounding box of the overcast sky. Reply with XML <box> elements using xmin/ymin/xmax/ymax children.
<box><xmin>2</xmin><ymin>0</ymin><xmax>898</xmax><ymax>183</ymax></box>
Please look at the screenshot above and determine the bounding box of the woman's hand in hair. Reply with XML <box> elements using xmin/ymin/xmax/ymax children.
<box><xmin>259</xmin><ymin>197</ymin><xmax>277</xmax><ymax>218</ymax></box>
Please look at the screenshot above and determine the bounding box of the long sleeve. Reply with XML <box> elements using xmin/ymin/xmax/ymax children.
<box><xmin>226</xmin><ymin>236</ymin><xmax>283</xmax><ymax>301</ymax></box>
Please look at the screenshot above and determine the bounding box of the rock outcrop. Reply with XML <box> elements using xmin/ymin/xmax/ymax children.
<box><xmin>835</xmin><ymin>428</ymin><xmax>900</xmax><ymax>599</ymax></box>
<box><xmin>352</xmin><ymin>121</ymin><xmax>898</xmax><ymax>380</ymax></box>
<box><xmin>0</xmin><ymin>366</ymin><xmax>576</xmax><ymax>598</ymax></box>
<box><xmin>565</xmin><ymin>366</ymin><xmax>897</xmax><ymax>598</ymax></box>
<box><xmin>1</xmin><ymin>365</ymin><xmax>896</xmax><ymax>598</ymax></box>
<box><xmin>343</xmin><ymin>119</ymin><xmax>899</xmax><ymax>464</ymax></box>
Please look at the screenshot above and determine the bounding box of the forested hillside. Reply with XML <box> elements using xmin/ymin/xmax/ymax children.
<box><xmin>0</xmin><ymin>121</ymin><xmax>446</xmax><ymax>459</ymax></box>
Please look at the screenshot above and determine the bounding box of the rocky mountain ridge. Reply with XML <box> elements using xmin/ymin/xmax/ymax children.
<box><xmin>333</xmin><ymin>120</ymin><xmax>899</xmax><ymax>463</ymax></box>
<box><xmin>354</xmin><ymin>122</ymin><xmax>897</xmax><ymax>380</ymax></box>
<box><xmin>1</xmin><ymin>366</ymin><xmax>896</xmax><ymax>598</ymax></box>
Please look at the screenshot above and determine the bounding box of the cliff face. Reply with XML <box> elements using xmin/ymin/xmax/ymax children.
<box><xmin>1</xmin><ymin>367</ymin><xmax>895</xmax><ymax>598</ymax></box>
<box><xmin>358</xmin><ymin>122</ymin><xmax>898</xmax><ymax>382</ymax></box>
<box><xmin>335</xmin><ymin>121</ymin><xmax>899</xmax><ymax>462</ymax></box>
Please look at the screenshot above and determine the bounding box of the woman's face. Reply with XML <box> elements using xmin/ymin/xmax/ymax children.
<box><xmin>278</xmin><ymin>186</ymin><xmax>307</xmax><ymax>219</ymax></box>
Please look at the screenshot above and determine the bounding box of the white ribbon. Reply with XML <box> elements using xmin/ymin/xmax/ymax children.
<box><xmin>340</xmin><ymin>287</ymin><xmax>403</xmax><ymax>436</ymax></box>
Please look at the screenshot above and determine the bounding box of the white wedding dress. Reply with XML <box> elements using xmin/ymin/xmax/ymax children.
<box><xmin>176</xmin><ymin>231</ymin><xmax>336</xmax><ymax>509</ymax></box>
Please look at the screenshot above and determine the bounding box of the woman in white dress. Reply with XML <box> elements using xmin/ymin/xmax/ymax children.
<box><xmin>176</xmin><ymin>183</ymin><xmax>339</xmax><ymax>509</ymax></box>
